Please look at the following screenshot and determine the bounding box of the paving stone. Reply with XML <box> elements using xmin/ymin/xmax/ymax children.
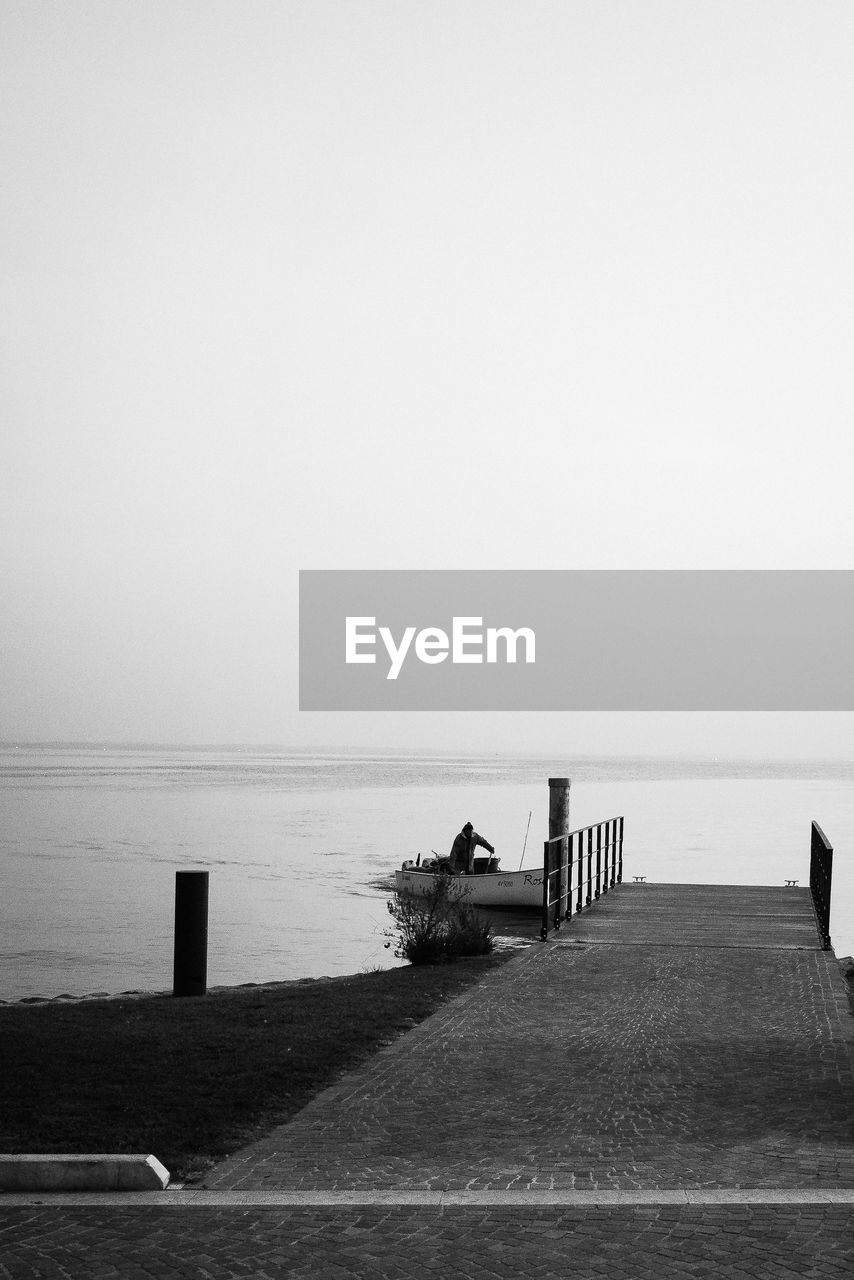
<box><xmin>4</xmin><ymin>884</ymin><xmax>854</xmax><ymax>1278</ymax></box>
<box><xmin>200</xmin><ymin>929</ymin><xmax>854</xmax><ymax>1191</ymax></box>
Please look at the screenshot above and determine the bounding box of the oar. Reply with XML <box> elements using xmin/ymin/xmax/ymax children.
<box><xmin>518</xmin><ymin>811</ymin><xmax>532</xmax><ymax>870</ymax></box>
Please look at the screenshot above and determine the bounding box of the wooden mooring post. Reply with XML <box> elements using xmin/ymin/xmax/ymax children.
<box><xmin>548</xmin><ymin>776</ymin><xmax>571</xmax><ymax>843</ymax></box>
<box><xmin>548</xmin><ymin>777</ymin><xmax>570</xmax><ymax>926</ymax></box>
<box><xmin>173</xmin><ymin>870</ymin><xmax>209</xmax><ymax>997</ymax></box>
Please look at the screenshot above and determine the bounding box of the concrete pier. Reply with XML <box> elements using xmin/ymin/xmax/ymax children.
<box><xmin>3</xmin><ymin>881</ymin><xmax>853</xmax><ymax>1278</ymax></box>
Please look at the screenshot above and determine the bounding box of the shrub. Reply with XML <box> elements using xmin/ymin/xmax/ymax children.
<box><xmin>386</xmin><ymin>875</ymin><xmax>495</xmax><ymax>964</ymax></box>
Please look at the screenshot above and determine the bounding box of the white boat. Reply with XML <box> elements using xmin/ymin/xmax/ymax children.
<box><xmin>395</xmin><ymin>855</ymin><xmax>543</xmax><ymax>910</ymax></box>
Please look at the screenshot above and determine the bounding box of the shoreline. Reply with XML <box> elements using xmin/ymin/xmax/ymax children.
<box><xmin>0</xmin><ymin>938</ymin><xmax>532</xmax><ymax>1008</ymax></box>
<box><xmin>4</xmin><ymin>942</ymin><xmax>850</xmax><ymax>1009</ymax></box>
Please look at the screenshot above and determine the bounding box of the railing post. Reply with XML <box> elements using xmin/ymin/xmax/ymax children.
<box><xmin>570</xmin><ymin>831</ymin><xmax>577</xmax><ymax>915</ymax></box>
<box><xmin>541</xmin><ymin>838</ymin><xmax>551</xmax><ymax>940</ymax></box>
<box><xmin>617</xmin><ymin>815</ymin><xmax>624</xmax><ymax>882</ymax></box>
<box><xmin>810</xmin><ymin>821</ymin><xmax>833</xmax><ymax>951</ymax></box>
<box><xmin>586</xmin><ymin>827</ymin><xmax>593</xmax><ymax>905</ymax></box>
<box><xmin>604</xmin><ymin>819</ymin><xmax>612</xmax><ymax>890</ymax></box>
<box><xmin>606</xmin><ymin>818</ymin><xmax>614</xmax><ymax>888</ymax></box>
<box><xmin>555</xmin><ymin>839</ymin><xmax>566</xmax><ymax>934</ymax></box>
<box><xmin>609</xmin><ymin>819</ymin><xmax>615</xmax><ymax>892</ymax></box>
<box><xmin>576</xmin><ymin>831</ymin><xmax>584</xmax><ymax>913</ymax></box>
<box><xmin>562</xmin><ymin>834</ymin><xmax>572</xmax><ymax>920</ymax></box>
<box><xmin>595</xmin><ymin>823</ymin><xmax>602</xmax><ymax>899</ymax></box>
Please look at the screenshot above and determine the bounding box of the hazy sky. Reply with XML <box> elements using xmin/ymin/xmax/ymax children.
<box><xmin>2</xmin><ymin>2</ymin><xmax>853</xmax><ymax>754</ymax></box>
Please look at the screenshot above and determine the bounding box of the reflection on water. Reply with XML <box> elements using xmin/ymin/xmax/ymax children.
<box><xmin>2</xmin><ymin>746</ymin><xmax>853</xmax><ymax>999</ymax></box>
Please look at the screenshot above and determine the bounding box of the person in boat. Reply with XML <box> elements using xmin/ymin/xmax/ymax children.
<box><xmin>449</xmin><ymin>821</ymin><xmax>495</xmax><ymax>875</ymax></box>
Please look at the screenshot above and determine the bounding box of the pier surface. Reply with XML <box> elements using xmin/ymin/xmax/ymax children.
<box><xmin>3</xmin><ymin>883</ymin><xmax>853</xmax><ymax>1277</ymax></box>
<box><xmin>563</xmin><ymin>881</ymin><xmax>823</xmax><ymax>948</ymax></box>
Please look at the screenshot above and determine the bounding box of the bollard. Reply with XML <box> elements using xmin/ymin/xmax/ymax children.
<box><xmin>548</xmin><ymin>777</ymin><xmax>571</xmax><ymax>922</ymax></box>
<box><xmin>548</xmin><ymin>777</ymin><xmax>571</xmax><ymax>842</ymax></box>
<box><xmin>173</xmin><ymin>871</ymin><xmax>209</xmax><ymax>997</ymax></box>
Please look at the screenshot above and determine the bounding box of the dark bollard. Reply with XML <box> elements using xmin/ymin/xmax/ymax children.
<box><xmin>173</xmin><ymin>871</ymin><xmax>209</xmax><ymax>997</ymax></box>
<box><xmin>549</xmin><ymin>777</ymin><xmax>571</xmax><ymax>922</ymax></box>
<box><xmin>548</xmin><ymin>776</ymin><xmax>571</xmax><ymax>843</ymax></box>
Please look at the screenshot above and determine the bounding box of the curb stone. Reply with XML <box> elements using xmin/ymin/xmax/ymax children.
<box><xmin>0</xmin><ymin>1154</ymin><xmax>170</xmax><ymax>1192</ymax></box>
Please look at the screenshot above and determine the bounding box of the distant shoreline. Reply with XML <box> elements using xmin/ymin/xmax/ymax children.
<box><xmin>3</xmin><ymin>741</ymin><xmax>854</xmax><ymax>770</ymax></box>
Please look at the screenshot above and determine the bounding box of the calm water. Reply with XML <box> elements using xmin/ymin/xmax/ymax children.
<box><xmin>1</xmin><ymin>746</ymin><xmax>853</xmax><ymax>1000</ymax></box>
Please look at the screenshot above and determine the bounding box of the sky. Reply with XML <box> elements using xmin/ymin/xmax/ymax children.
<box><xmin>2</xmin><ymin>1</ymin><xmax>854</xmax><ymax>755</ymax></box>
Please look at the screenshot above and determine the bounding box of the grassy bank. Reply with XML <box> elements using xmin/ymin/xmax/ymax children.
<box><xmin>0</xmin><ymin>953</ymin><xmax>513</xmax><ymax>1181</ymax></box>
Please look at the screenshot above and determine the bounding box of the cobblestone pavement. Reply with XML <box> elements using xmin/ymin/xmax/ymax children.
<box><xmin>3</xmin><ymin>887</ymin><xmax>853</xmax><ymax>1278</ymax></box>
<box><xmin>201</xmin><ymin>941</ymin><xmax>854</xmax><ymax>1191</ymax></box>
<box><xmin>1</xmin><ymin>1203</ymin><xmax>853</xmax><ymax>1278</ymax></box>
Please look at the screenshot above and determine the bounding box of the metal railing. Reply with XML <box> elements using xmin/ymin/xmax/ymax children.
<box><xmin>810</xmin><ymin>820</ymin><xmax>833</xmax><ymax>951</ymax></box>
<box><xmin>541</xmin><ymin>816</ymin><xmax>624</xmax><ymax>940</ymax></box>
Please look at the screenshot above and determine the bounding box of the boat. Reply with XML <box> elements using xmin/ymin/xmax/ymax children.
<box><xmin>394</xmin><ymin>852</ymin><xmax>543</xmax><ymax>910</ymax></box>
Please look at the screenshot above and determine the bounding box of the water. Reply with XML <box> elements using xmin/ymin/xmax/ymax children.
<box><xmin>1</xmin><ymin>745</ymin><xmax>853</xmax><ymax>1000</ymax></box>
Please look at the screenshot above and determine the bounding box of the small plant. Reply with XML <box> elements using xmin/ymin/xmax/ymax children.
<box><xmin>386</xmin><ymin>875</ymin><xmax>495</xmax><ymax>965</ymax></box>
